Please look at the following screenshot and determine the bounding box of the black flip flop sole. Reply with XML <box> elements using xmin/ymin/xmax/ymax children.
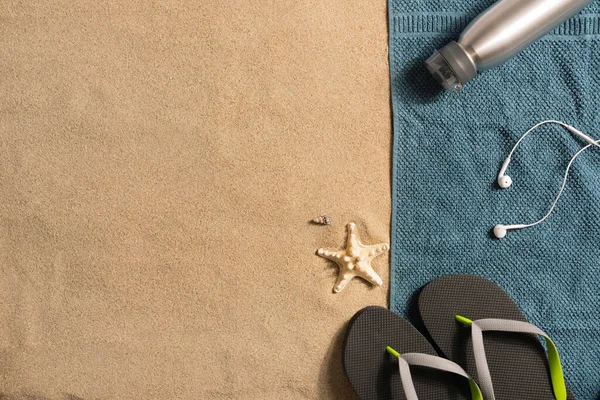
<box><xmin>343</xmin><ymin>306</ymin><xmax>470</xmax><ymax>400</ymax></box>
<box><xmin>418</xmin><ymin>274</ymin><xmax>575</xmax><ymax>400</ymax></box>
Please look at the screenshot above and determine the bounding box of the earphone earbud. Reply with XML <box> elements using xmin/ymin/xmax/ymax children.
<box><xmin>493</xmin><ymin>224</ymin><xmax>507</xmax><ymax>238</ymax></box>
<box><xmin>493</xmin><ymin>224</ymin><xmax>527</xmax><ymax>239</ymax></box>
<box><xmin>494</xmin><ymin>120</ymin><xmax>600</xmax><ymax>238</ymax></box>
<box><xmin>496</xmin><ymin>157</ymin><xmax>512</xmax><ymax>188</ymax></box>
<box><xmin>497</xmin><ymin>174</ymin><xmax>512</xmax><ymax>188</ymax></box>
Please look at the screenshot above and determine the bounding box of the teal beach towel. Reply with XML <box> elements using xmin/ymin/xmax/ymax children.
<box><xmin>388</xmin><ymin>1</ymin><xmax>600</xmax><ymax>398</ymax></box>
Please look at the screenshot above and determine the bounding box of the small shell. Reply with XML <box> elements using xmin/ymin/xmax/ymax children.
<box><xmin>312</xmin><ymin>215</ymin><xmax>332</xmax><ymax>225</ymax></box>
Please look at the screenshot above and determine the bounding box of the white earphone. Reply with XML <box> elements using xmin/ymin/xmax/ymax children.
<box><xmin>494</xmin><ymin>120</ymin><xmax>600</xmax><ymax>239</ymax></box>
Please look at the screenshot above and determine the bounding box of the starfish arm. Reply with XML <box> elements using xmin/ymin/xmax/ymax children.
<box><xmin>356</xmin><ymin>263</ymin><xmax>383</xmax><ymax>286</ymax></box>
<box><xmin>365</xmin><ymin>243</ymin><xmax>390</xmax><ymax>258</ymax></box>
<box><xmin>345</xmin><ymin>222</ymin><xmax>361</xmax><ymax>249</ymax></box>
<box><xmin>316</xmin><ymin>248</ymin><xmax>344</xmax><ymax>263</ymax></box>
<box><xmin>333</xmin><ymin>270</ymin><xmax>356</xmax><ymax>293</ymax></box>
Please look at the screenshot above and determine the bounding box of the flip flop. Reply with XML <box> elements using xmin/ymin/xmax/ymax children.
<box><xmin>342</xmin><ymin>306</ymin><xmax>482</xmax><ymax>400</ymax></box>
<box><xmin>418</xmin><ymin>274</ymin><xmax>575</xmax><ymax>400</ymax></box>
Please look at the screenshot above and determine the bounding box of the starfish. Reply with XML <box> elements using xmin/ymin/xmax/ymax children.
<box><xmin>317</xmin><ymin>222</ymin><xmax>389</xmax><ymax>293</ymax></box>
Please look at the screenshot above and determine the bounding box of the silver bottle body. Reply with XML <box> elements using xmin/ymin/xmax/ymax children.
<box><xmin>426</xmin><ymin>0</ymin><xmax>593</xmax><ymax>90</ymax></box>
<box><xmin>461</xmin><ymin>0</ymin><xmax>592</xmax><ymax>71</ymax></box>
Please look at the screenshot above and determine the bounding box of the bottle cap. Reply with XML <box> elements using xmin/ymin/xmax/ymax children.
<box><xmin>425</xmin><ymin>41</ymin><xmax>477</xmax><ymax>91</ymax></box>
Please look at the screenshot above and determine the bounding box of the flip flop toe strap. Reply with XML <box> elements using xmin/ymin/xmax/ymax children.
<box><xmin>455</xmin><ymin>316</ymin><xmax>567</xmax><ymax>400</ymax></box>
<box><xmin>386</xmin><ymin>347</ymin><xmax>483</xmax><ymax>400</ymax></box>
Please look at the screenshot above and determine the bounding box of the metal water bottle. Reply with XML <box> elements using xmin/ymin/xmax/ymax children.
<box><xmin>426</xmin><ymin>0</ymin><xmax>593</xmax><ymax>91</ymax></box>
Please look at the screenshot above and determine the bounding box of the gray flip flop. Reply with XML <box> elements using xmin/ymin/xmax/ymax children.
<box><xmin>418</xmin><ymin>274</ymin><xmax>574</xmax><ymax>400</ymax></box>
<box><xmin>342</xmin><ymin>306</ymin><xmax>482</xmax><ymax>400</ymax></box>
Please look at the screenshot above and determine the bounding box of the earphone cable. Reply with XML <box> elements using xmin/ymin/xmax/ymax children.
<box><xmin>518</xmin><ymin>139</ymin><xmax>600</xmax><ymax>229</ymax></box>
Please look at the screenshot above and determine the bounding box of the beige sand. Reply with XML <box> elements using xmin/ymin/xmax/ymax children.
<box><xmin>0</xmin><ymin>1</ymin><xmax>390</xmax><ymax>399</ymax></box>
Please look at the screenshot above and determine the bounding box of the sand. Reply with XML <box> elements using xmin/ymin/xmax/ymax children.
<box><xmin>0</xmin><ymin>1</ymin><xmax>390</xmax><ymax>398</ymax></box>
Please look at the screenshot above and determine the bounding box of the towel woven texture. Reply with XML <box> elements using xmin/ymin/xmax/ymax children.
<box><xmin>389</xmin><ymin>1</ymin><xmax>600</xmax><ymax>398</ymax></box>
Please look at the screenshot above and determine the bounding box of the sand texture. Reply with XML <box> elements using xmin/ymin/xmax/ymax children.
<box><xmin>0</xmin><ymin>1</ymin><xmax>390</xmax><ymax>398</ymax></box>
